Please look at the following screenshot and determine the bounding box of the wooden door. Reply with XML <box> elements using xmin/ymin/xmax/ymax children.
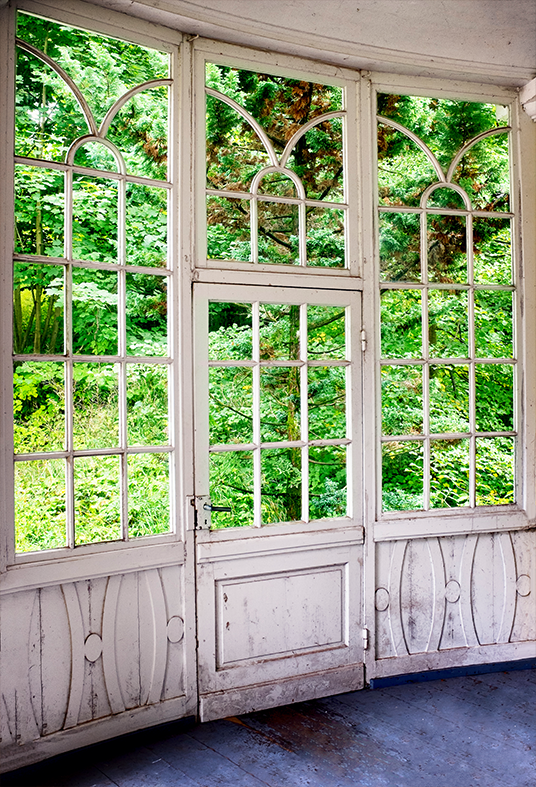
<box><xmin>193</xmin><ymin>282</ymin><xmax>365</xmax><ymax>720</ymax></box>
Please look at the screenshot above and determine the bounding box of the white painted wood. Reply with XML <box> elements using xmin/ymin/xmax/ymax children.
<box><xmin>372</xmin><ymin>530</ymin><xmax>536</xmax><ymax>673</ymax></box>
<box><xmin>520</xmin><ymin>77</ymin><xmax>536</xmax><ymax>121</ymax></box>
<box><xmin>84</xmin><ymin>0</ymin><xmax>536</xmax><ymax>87</ymax></box>
<box><xmin>0</xmin><ymin>2</ymin><xmax>197</xmax><ymax>774</ymax></box>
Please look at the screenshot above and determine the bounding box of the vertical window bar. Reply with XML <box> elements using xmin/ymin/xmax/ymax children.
<box><xmin>250</xmin><ymin>197</ymin><xmax>259</xmax><ymax>264</ymax></box>
<box><xmin>422</xmin><ymin>281</ymin><xmax>430</xmax><ymax>510</ymax></box>
<box><xmin>252</xmin><ymin>300</ymin><xmax>261</xmax><ymax>526</ymax></box>
<box><xmin>300</xmin><ymin>303</ymin><xmax>308</xmax><ymax>521</ymax></box>
<box><xmin>117</xmin><ymin>175</ymin><xmax>128</xmax><ymax>540</ymax></box>
<box><xmin>467</xmin><ymin>213</ymin><xmax>476</xmax><ymax>507</ymax></box>
<box><xmin>65</xmin><ymin>167</ymin><xmax>75</xmax><ymax>548</ymax></box>
<box><xmin>299</xmin><ymin>201</ymin><xmax>307</xmax><ymax>267</ymax></box>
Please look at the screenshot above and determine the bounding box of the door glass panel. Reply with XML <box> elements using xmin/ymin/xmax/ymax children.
<box><xmin>206</xmin><ymin>297</ymin><xmax>351</xmax><ymax>528</ymax></box>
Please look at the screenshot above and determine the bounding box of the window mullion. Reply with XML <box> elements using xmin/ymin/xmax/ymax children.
<box><xmin>252</xmin><ymin>300</ymin><xmax>261</xmax><ymax>526</ymax></box>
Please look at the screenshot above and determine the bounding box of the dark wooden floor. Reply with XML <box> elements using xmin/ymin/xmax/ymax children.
<box><xmin>3</xmin><ymin>669</ymin><xmax>535</xmax><ymax>787</ymax></box>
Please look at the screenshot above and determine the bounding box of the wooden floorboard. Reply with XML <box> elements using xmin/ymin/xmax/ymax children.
<box><xmin>2</xmin><ymin>668</ymin><xmax>534</xmax><ymax>787</ymax></box>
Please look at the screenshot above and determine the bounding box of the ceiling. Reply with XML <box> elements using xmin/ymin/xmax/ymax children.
<box><xmin>85</xmin><ymin>0</ymin><xmax>536</xmax><ymax>86</ymax></box>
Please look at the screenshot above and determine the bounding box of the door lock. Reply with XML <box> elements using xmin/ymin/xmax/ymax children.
<box><xmin>195</xmin><ymin>495</ymin><xmax>231</xmax><ymax>529</ymax></box>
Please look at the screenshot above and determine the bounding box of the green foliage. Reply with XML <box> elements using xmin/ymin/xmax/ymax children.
<box><xmin>205</xmin><ymin>64</ymin><xmax>345</xmax><ymax>267</ymax></box>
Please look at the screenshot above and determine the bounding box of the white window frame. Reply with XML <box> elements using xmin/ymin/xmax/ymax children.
<box><xmin>360</xmin><ymin>73</ymin><xmax>536</xmax><ymax>543</ymax></box>
<box><xmin>0</xmin><ymin>0</ymin><xmax>189</xmax><ymax>574</ymax></box>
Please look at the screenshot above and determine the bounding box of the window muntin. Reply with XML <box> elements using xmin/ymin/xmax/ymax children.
<box><xmin>378</xmin><ymin>93</ymin><xmax>515</xmax><ymax>513</ymax></box>
<box><xmin>13</xmin><ymin>12</ymin><xmax>173</xmax><ymax>552</ymax></box>
<box><xmin>205</xmin><ymin>64</ymin><xmax>347</xmax><ymax>268</ymax></box>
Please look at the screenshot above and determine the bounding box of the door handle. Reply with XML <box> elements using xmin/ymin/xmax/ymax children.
<box><xmin>203</xmin><ymin>503</ymin><xmax>232</xmax><ymax>513</ymax></box>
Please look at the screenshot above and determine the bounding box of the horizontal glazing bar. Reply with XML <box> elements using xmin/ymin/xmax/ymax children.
<box><xmin>208</xmin><ymin>360</ymin><xmax>350</xmax><ymax>368</ymax></box>
<box><xmin>208</xmin><ymin>438</ymin><xmax>350</xmax><ymax>453</ymax></box>
<box><xmin>14</xmin><ymin>354</ymin><xmax>172</xmax><ymax>364</ymax></box>
<box><xmin>378</xmin><ymin>204</ymin><xmax>514</xmax><ymax>219</ymax></box>
<box><xmin>205</xmin><ymin>188</ymin><xmax>347</xmax><ymax>210</ymax></box>
<box><xmin>14</xmin><ymin>445</ymin><xmax>174</xmax><ymax>461</ymax></box>
<box><xmin>13</xmin><ymin>254</ymin><xmax>171</xmax><ymax>277</ymax></box>
<box><xmin>309</xmin><ymin>438</ymin><xmax>351</xmax><ymax>446</ymax></box>
<box><xmin>381</xmin><ymin>431</ymin><xmax>516</xmax><ymax>443</ymax></box>
<box><xmin>14</xmin><ymin>156</ymin><xmax>171</xmax><ymax>189</ymax></box>
<box><xmin>208</xmin><ymin>443</ymin><xmax>256</xmax><ymax>453</ymax></box>
<box><xmin>380</xmin><ymin>282</ymin><xmax>515</xmax><ymax>292</ymax></box>
<box><xmin>379</xmin><ymin>358</ymin><xmax>516</xmax><ymax>366</ymax></box>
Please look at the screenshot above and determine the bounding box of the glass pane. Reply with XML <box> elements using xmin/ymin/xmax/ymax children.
<box><xmin>72</xmin><ymin>176</ymin><xmax>118</xmax><ymax>264</ymax></box>
<box><xmin>73</xmin><ymin>142</ymin><xmax>119</xmax><ymax>171</ymax></box>
<box><xmin>430</xmin><ymin>439</ymin><xmax>470</xmax><ymax>509</ymax></box>
<box><xmin>307</xmin><ymin>305</ymin><xmax>346</xmax><ymax>360</ymax></box>
<box><xmin>15</xmin><ymin>459</ymin><xmax>66</xmax><ymax>552</ymax></box>
<box><xmin>126</xmin><ymin>184</ymin><xmax>168</xmax><ymax>268</ymax></box>
<box><xmin>381</xmin><ymin>365</ymin><xmax>422</xmax><ymax>436</ymax></box>
<box><xmin>476</xmin><ymin>437</ymin><xmax>514</xmax><ymax>506</ymax></box>
<box><xmin>15</xmin><ymin>166</ymin><xmax>64</xmax><ymax>257</ymax></box>
<box><xmin>257</xmin><ymin>173</ymin><xmax>297</xmax><ymax>197</ymax></box>
<box><xmin>127</xmin><ymin>363</ymin><xmax>168</xmax><ymax>446</ymax></box>
<box><xmin>15</xmin><ymin>46</ymin><xmax>87</xmax><ymax>161</ymax></box>
<box><xmin>260</xmin><ymin>367</ymin><xmax>300</xmax><ymax>442</ymax></box>
<box><xmin>209</xmin><ymin>302</ymin><xmax>252</xmax><ymax>361</ymax></box>
<box><xmin>261</xmin><ymin>448</ymin><xmax>302</xmax><ymax>524</ymax></box>
<box><xmin>126</xmin><ymin>272</ymin><xmax>167</xmax><ymax>356</ymax></box>
<box><xmin>452</xmin><ymin>133</ymin><xmax>510</xmax><ymax>212</ymax></box>
<box><xmin>72</xmin><ymin>268</ymin><xmax>118</xmax><ymax>355</ymax></box>
<box><xmin>205</xmin><ymin>93</ymin><xmax>271</xmax><ymax>192</ymax></box>
<box><xmin>258</xmin><ymin>201</ymin><xmax>299</xmax><ymax>265</ymax></box>
<box><xmin>207</xmin><ymin>196</ymin><xmax>251</xmax><ymax>261</ymax></box>
<box><xmin>378</xmin><ymin>93</ymin><xmax>507</xmax><ymax>173</ymax></box>
<box><xmin>17</xmin><ymin>11</ymin><xmax>169</xmax><ymax>127</ymax></box>
<box><xmin>210</xmin><ymin>367</ymin><xmax>253</xmax><ymax>445</ymax></box>
<box><xmin>379</xmin><ymin>212</ymin><xmax>421</xmax><ymax>283</ymax></box>
<box><xmin>306</xmin><ymin>207</ymin><xmax>345</xmax><ymax>268</ymax></box>
<box><xmin>428</xmin><ymin>290</ymin><xmax>468</xmax><ymax>358</ymax></box>
<box><xmin>473</xmin><ymin>217</ymin><xmax>512</xmax><ymax>285</ymax></box>
<box><xmin>475</xmin><ymin>290</ymin><xmax>513</xmax><ymax>358</ymax></box>
<box><xmin>73</xmin><ymin>363</ymin><xmax>119</xmax><ymax>449</ymax></box>
<box><xmin>377</xmin><ymin>124</ymin><xmax>438</xmax><ymax>207</ymax></box>
<box><xmin>107</xmin><ymin>86</ymin><xmax>169</xmax><ymax>180</ymax></box>
<box><xmin>427</xmin><ymin>215</ymin><xmax>467</xmax><ymax>284</ymax></box>
<box><xmin>13</xmin><ymin>263</ymin><xmax>64</xmax><ymax>355</ymax></box>
<box><xmin>13</xmin><ymin>362</ymin><xmax>64</xmax><ymax>454</ymax></box>
<box><xmin>287</xmin><ymin>117</ymin><xmax>344</xmax><ymax>201</ymax></box>
<box><xmin>475</xmin><ymin>364</ymin><xmax>514</xmax><ymax>432</ymax></box>
<box><xmin>382</xmin><ymin>441</ymin><xmax>423</xmax><ymax>511</ymax></box>
<box><xmin>128</xmin><ymin>453</ymin><xmax>170</xmax><ymax>536</ymax></box>
<box><xmin>74</xmin><ymin>455</ymin><xmax>121</xmax><ymax>544</ymax></box>
<box><xmin>309</xmin><ymin>445</ymin><xmax>346</xmax><ymax>520</ymax></box>
<box><xmin>209</xmin><ymin>451</ymin><xmax>254</xmax><ymax>528</ymax></box>
<box><xmin>308</xmin><ymin>366</ymin><xmax>346</xmax><ymax>440</ymax></box>
<box><xmin>259</xmin><ymin>303</ymin><xmax>301</xmax><ymax>360</ymax></box>
<box><xmin>380</xmin><ymin>289</ymin><xmax>422</xmax><ymax>359</ymax></box>
<box><xmin>429</xmin><ymin>365</ymin><xmax>469</xmax><ymax>433</ymax></box>
<box><xmin>426</xmin><ymin>188</ymin><xmax>466</xmax><ymax>210</ymax></box>
<box><xmin>206</xmin><ymin>64</ymin><xmax>342</xmax><ymax>179</ymax></box>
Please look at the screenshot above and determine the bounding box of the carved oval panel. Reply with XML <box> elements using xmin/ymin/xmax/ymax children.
<box><xmin>400</xmin><ymin>539</ymin><xmax>436</xmax><ymax>654</ymax></box>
